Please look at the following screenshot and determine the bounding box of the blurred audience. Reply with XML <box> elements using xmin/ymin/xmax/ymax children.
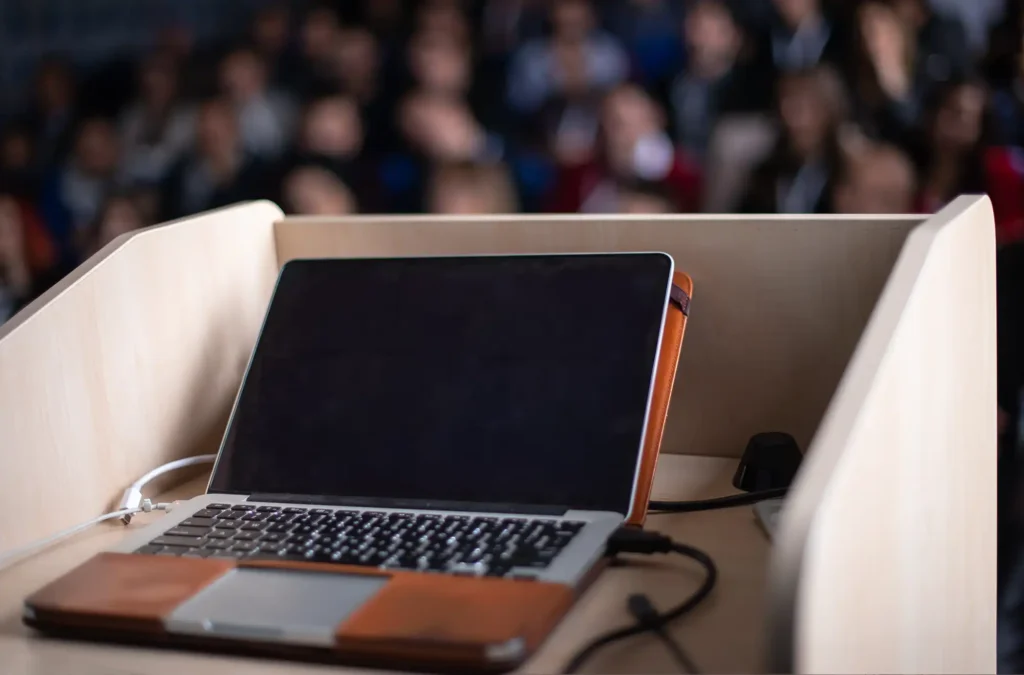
<box><xmin>1</xmin><ymin>0</ymin><xmax>1023</xmax><ymax>326</ymax></box>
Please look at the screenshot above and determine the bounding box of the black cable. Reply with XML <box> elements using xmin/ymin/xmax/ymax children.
<box><xmin>563</xmin><ymin>529</ymin><xmax>717</xmax><ymax>674</ymax></box>
<box><xmin>648</xmin><ymin>486</ymin><xmax>787</xmax><ymax>513</ymax></box>
<box><xmin>628</xmin><ymin>594</ymin><xmax>700</xmax><ymax>674</ymax></box>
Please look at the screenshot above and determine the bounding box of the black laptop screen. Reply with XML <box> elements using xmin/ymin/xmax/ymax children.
<box><xmin>209</xmin><ymin>254</ymin><xmax>673</xmax><ymax>515</ymax></box>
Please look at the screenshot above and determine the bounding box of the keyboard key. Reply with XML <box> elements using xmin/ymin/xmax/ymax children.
<box><xmin>240</xmin><ymin>522</ymin><xmax>268</xmax><ymax>531</ymax></box>
<box><xmin>256</xmin><ymin>505</ymin><xmax>280</xmax><ymax>512</ymax></box>
<box><xmin>167</xmin><ymin>526</ymin><xmax>213</xmax><ymax>537</ymax></box>
<box><xmin>155</xmin><ymin>545</ymin><xmax>193</xmax><ymax>556</ymax></box>
<box><xmin>233</xmin><ymin>531</ymin><xmax>260</xmax><ymax>541</ymax></box>
<box><xmin>241</xmin><ymin>512</ymin><xmax>268</xmax><ymax>522</ymax></box>
<box><xmin>230</xmin><ymin>505</ymin><xmax>252</xmax><ymax>512</ymax></box>
<box><xmin>260</xmin><ymin>532</ymin><xmax>285</xmax><ymax>543</ymax></box>
<box><xmin>181</xmin><ymin>517</ymin><xmax>216</xmax><ymax>528</ymax></box>
<box><xmin>208</xmin><ymin>550</ymin><xmax>251</xmax><ymax>559</ymax></box>
<box><xmin>282</xmin><ymin>507</ymin><xmax>307</xmax><ymax>514</ymax></box>
<box><xmin>214</xmin><ymin>520</ymin><xmax>241</xmax><ymax>530</ymax></box>
<box><xmin>215</xmin><ymin>511</ymin><xmax>239</xmax><ymax>520</ymax></box>
<box><xmin>203</xmin><ymin>539</ymin><xmax>232</xmax><ymax>550</ymax></box>
<box><xmin>153</xmin><ymin>535</ymin><xmax>205</xmax><ymax>547</ymax></box>
<box><xmin>192</xmin><ymin>509</ymin><xmax>223</xmax><ymax>519</ymax></box>
<box><xmin>134</xmin><ymin>545</ymin><xmax>164</xmax><ymax>555</ymax></box>
<box><xmin>206</xmin><ymin>530</ymin><xmax>232</xmax><ymax>539</ymax></box>
<box><xmin>231</xmin><ymin>541</ymin><xmax>258</xmax><ymax>552</ymax></box>
<box><xmin>207</xmin><ymin>503</ymin><xmax>230</xmax><ymax>509</ymax></box>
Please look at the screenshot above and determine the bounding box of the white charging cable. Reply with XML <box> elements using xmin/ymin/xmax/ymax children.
<box><xmin>117</xmin><ymin>453</ymin><xmax>217</xmax><ymax>523</ymax></box>
<box><xmin>0</xmin><ymin>454</ymin><xmax>217</xmax><ymax>572</ymax></box>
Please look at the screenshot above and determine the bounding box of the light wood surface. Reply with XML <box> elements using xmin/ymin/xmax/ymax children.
<box><xmin>769</xmin><ymin>195</ymin><xmax>998</xmax><ymax>673</ymax></box>
<box><xmin>274</xmin><ymin>213</ymin><xmax>919</xmax><ymax>461</ymax></box>
<box><xmin>0</xmin><ymin>455</ymin><xmax>769</xmax><ymax>675</ymax></box>
<box><xmin>0</xmin><ymin>199</ymin><xmax>998</xmax><ymax>672</ymax></box>
<box><xmin>0</xmin><ymin>201</ymin><xmax>283</xmax><ymax>554</ymax></box>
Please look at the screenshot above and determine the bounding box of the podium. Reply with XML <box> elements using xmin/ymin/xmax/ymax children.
<box><xmin>0</xmin><ymin>196</ymin><xmax>997</xmax><ymax>673</ymax></box>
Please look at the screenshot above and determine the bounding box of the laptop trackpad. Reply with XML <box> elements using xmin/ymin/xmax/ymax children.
<box><xmin>165</xmin><ymin>568</ymin><xmax>387</xmax><ymax>646</ymax></box>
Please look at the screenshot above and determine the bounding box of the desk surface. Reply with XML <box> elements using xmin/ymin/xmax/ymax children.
<box><xmin>0</xmin><ymin>455</ymin><xmax>770</xmax><ymax>674</ymax></box>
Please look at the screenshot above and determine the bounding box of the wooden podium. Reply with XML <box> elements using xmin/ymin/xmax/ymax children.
<box><xmin>0</xmin><ymin>196</ymin><xmax>996</xmax><ymax>673</ymax></box>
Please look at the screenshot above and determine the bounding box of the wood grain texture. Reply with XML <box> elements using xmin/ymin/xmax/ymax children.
<box><xmin>335</xmin><ymin>574</ymin><xmax>573</xmax><ymax>669</ymax></box>
<box><xmin>25</xmin><ymin>552</ymin><xmax>232</xmax><ymax>633</ymax></box>
<box><xmin>0</xmin><ymin>201</ymin><xmax>283</xmax><ymax>555</ymax></box>
<box><xmin>274</xmin><ymin>213</ymin><xmax>919</xmax><ymax>460</ymax></box>
<box><xmin>627</xmin><ymin>271</ymin><xmax>692</xmax><ymax>526</ymax></box>
<box><xmin>769</xmin><ymin>195</ymin><xmax>998</xmax><ymax>673</ymax></box>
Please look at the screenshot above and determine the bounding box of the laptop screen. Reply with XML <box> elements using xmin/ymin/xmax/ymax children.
<box><xmin>209</xmin><ymin>253</ymin><xmax>674</xmax><ymax>516</ymax></box>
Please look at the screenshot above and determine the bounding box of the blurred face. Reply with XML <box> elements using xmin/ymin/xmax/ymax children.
<box><xmin>302</xmin><ymin>97</ymin><xmax>363</xmax><ymax>157</ymax></box>
<box><xmin>253</xmin><ymin>6</ymin><xmax>290</xmax><ymax>54</ymax></box>
<box><xmin>601</xmin><ymin>86</ymin><xmax>663</xmax><ymax>172</ymax></box>
<box><xmin>773</xmin><ymin>0</ymin><xmax>819</xmax><ymax>28</ymax></box>
<box><xmin>197</xmin><ymin>101</ymin><xmax>238</xmax><ymax>157</ymax></box>
<box><xmin>74</xmin><ymin>119</ymin><xmax>119</xmax><ymax>175</ymax></box>
<box><xmin>779</xmin><ymin>75</ymin><xmax>830</xmax><ymax>158</ymax></box>
<box><xmin>399</xmin><ymin>93</ymin><xmax>482</xmax><ymax>161</ymax></box>
<box><xmin>140</xmin><ymin>57</ymin><xmax>177</xmax><ymax>109</ymax></box>
<box><xmin>552</xmin><ymin>0</ymin><xmax>594</xmax><ymax>41</ymax></box>
<box><xmin>1</xmin><ymin>131</ymin><xmax>32</xmax><ymax>169</ymax></box>
<box><xmin>98</xmin><ymin>198</ymin><xmax>144</xmax><ymax>245</ymax></box>
<box><xmin>553</xmin><ymin>37</ymin><xmax>590</xmax><ymax>97</ymax></box>
<box><xmin>303</xmin><ymin>9</ymin><xmax>340</xmax><ymax>61</ymax></box>
<box><xmin>418</xmin><ymin>2</ymin><xmax>470</xmax><ymax>44</ymax></box>
<box><xmin>284</xmin><ymin>167</ymin><xmax>355</xmax><ymax>215</ymax></box>
<box><xmin>36</xmin><ymin>62</ymin><xmax>72</xmax><ymax>112</ymax></box>
<box><xmin>833</xmin><ymin>151</ymin><xmax>915</xmax><ymax>214</ymax></box>
<box><xmin>220</xmin><ymin>51</ymin><xmax>266</xmax><ymax>101</ymax></box>
<box><xmin>333</xmin><ymin>28</ymin><xmax>380</xmax><ymax>91</ymax></box>
<box><xmin>685</xmin><ymin>1</ymin><xmax>741</xmax><ymax>69</ymax></box>
<box><xmin>933</xmin><ymin>84</ymin><xmax>985</xmax><ymax>153</ymax></box>
<box><xmin>409</xmin><ymin>34</ymin><xmax>471</xmax><ymax>95</ymax></box>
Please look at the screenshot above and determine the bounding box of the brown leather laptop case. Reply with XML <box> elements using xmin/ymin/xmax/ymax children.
<box><xmin>23</xmin><ymin>271</ymin><xmax>693</xmax><ymax>673</ymax></box>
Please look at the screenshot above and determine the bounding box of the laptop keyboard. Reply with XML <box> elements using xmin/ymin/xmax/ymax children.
<box><xmin>132</xmin><ymin>504</ymin><xmax>586</xmax><ymax>578</ymax></box>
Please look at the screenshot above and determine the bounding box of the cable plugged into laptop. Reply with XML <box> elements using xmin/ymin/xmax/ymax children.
<box><xmin>564</xmin><ymin>528</ymin><xmax>717</xmax><ymax>674</ymax></box>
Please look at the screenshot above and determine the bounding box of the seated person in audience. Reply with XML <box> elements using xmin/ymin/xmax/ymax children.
<box><xmin>914</xmin><ymin>78</ymin><xmax>991</xmax><ymax>214</ymax></box>
<box><xmin>22</xmin><ymin>57</ymin><xmax>77</xmax><ymax>168</ymax></box>
<box><xmin>0</xmin><ymin>195</ymin><xmax>31</xmax><ymax>325</ymax></box>
<box><xmin>287</xmin><ymin>93</ymin><xmax>367</xmax><ymax>199</ymax></box>
<box><xmin>219</xmin><ymin>46</ymin><xmax>297</xmax><ymax>160</ymax></box>
<box><xmin>118</xmin><ymin>51</ymin><xmax>196</xmax><ymax>186</ymax></box>
<box><xmin>384</xmin><ymin>89</ymin><xmax>506</xmax><ymax>212</ymax></box>
<box><xmin>547</xmin><ymin>83</ymin><xmax>701</xmax><ymax>213</ymax></box>
<box><xmin>847</xmin><ymin>0</ymin><xmax>970</xmax><ymax>152</ymax></box>
<box><xmin>746</xmin><ymin>0</ymin><xmax>847</xmax><ymax>109</ymax></box>
<box><xmin>605</xmin><ymin>0</ymin><xmax>685</xmax><ymax>87</ymax></box>
<box><xmin>297</xmin><ymin>4</ymin><xmax>343</xmax><ymax>94</ymax></box>
<box><xmin>616</xmin><ymin>179</ymin><xmax>684</xmax><ymax>213</ymax></box>
<box><xmin>506</xmin><ymin>0</ymin><xmax>629</xmax><ymax>117</ymax></box>
<box><xmin>427</xmin><ymin>161</ymin><xmax>519</xmax><ymax>214</ymax></box>
<box><xmin>38</xmin><ymin>117</ymin><xmax>122</xmax><ymax>264</ymax></box>
<box><xmin>250</xmin><ymin>3</ymin><xmax>300</xmax><ymax>91</ymax></box>
<box><xmin>161</xmin><ymin>97</ymin><xmax>270</xmax><ymax>220</ymax></box>
<box><xmin>661</xmin><ymin>0</ymin><xmax>750</xmax><ymax>159</ymax></box>
<box><xmin>0</xmin><ymin>124</ymin><xmax>40</xmax><ymax>198</ymax></box>
<box><xmin>831</xmin><ymin>140</ymin><xmax>917</xmax><ymax>214</ymax></box>
<box><xmin>990</xmin><ymin>4</ymin><xmax>1024</xmax><ymax>147</ymax></box>
<box><xmin>84</xmin><ymin>192</ymin><xmax>148</xmax><ymax>255</ymax></box>
<box><xmin>282</xmin><ymin>165</ymin><xmax>357</xmax><ymax>215</ymax></box>
<box><xmin>740</xmin><ymin>65</ymin><xmax>848</xmax><ymax>214</ymax></box>
<box><xmin>328</xmin><ymin>27</ymin><xmax>390</xmax><ymax>154</ymax></box>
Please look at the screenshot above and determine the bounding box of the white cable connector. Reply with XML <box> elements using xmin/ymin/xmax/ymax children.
<box><xmin>0</xmin><ymin>454</ymin><xmax>215</xmax><ymax>571</ymax></box>
<box><xmin>117</xmin><ymin>454</ymin><xmax>216</xmax><ymax>523</ymax></box>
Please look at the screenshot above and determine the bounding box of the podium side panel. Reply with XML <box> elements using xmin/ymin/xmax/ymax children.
<box><xmin>0</xmin><ymin>202</ymin><xmax>283</xmax><ymax>553</ymax></box>
<box><xmin>275</xmin><ymin>215</ymin><xmax>919</xmax><ymax>459</ymax></box>
<box><xmin>770</xmin><ymin>196</ymin><xmax>997</xmax><ymax>673</ymax></box>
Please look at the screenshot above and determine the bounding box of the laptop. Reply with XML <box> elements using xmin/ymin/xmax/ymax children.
<box><xmin>24</xmin><ymin>253</ymin><xmax>691</xmax><ymax>672</ymax></box>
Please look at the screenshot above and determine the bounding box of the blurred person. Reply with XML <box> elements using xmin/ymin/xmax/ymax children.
<box><xmin>329</xmin><ymin>27</ymin><xmax>390</xmax><ymax>154</ymax></box>
<box><xmin>847</xmin><ymin>0</ymin><xmax>969</xmax><ymax>150</ymax></box>
<box><xmin>251</xmin><ymin>3</ymin><xmax>300</xmax><ymax>89</ymax></box>
<box><xmin>605</xmin><ymin>0</ymin><xmax>685</xmax><ymax>86</ymax></box>
<box><xmin>85</xmin><ymin>192</ymin><xmax>148</xmax><ymax>255</ymax></box>
<box><xmin>0</xmin><ymin>125</ymin><xmax>39</xmax><ymax>197</ymax></box>
<box><xmin>161</xmin><ymin>97</ymin><xmax>270</xmax><ymax>220</ymax></box>
<box><xmin>915</xmin><ymin>78</ymin><xmax>989</xmax><ymax>213</ymax></box>
<box><xmin>0</xmin><ymin>196</ymin><xmax>31</xmax><ymax>325</ymax></box>
<box><xmin>616</xmin><ymin>180</ymin><xmax>682</xmax><ymax>213</ymax></box>
<box><xmin>38</xmin><ymin>117</ymin><xmax>121</xmax><ymax>260</ymax></box>
<box><xmin>740</xmin><ymin>66</ymin><xmax>848</xmax><ymax>214</ymax></box>
<box><xmin>415</xmin><ymin>0</ymin><xmax>472</xmax><ymax>46</ymax></box>
<box><xmin>990</xmin><ymin>2</ymin><xmax>1024</xmax><ymax>146</ymax></box>
<box><xmin>547</xmin><ymin>83</ymin><xmax>702</xmax><ymax>213</ymax></box>
<box><xmin>398</xmin><ymin>90</ymin><xmax>504</xmax><ymax>165</ymax></box>
<box><xmin>662</xmin><ymin>0</ymin><xmax>750</xmax><ymax>159</ymax></box>
<box><xmin>506</xmin><ymin>0</ymin><xmax>629</xmax><ymax>115</ymax></box>
<box><xmin>219</xmin><ymin>47</ymin><xmax>297</xmax><ymax>159</ymax></box>
<box><xmin>746</xmin><ymin>0</ymin><xmax>846</xmax><ymax>106</ymax></box>
<box><xmin>296</xmin><ymin>4</ymin><xmax>344</xmax><ymax>94</ymax></box>
<box><xmin>408</xmin><ymin>30</ymin><xmax>473</xmax><ymax>99</ymax></box>
<box><xmin>23</xmin><ymin>57</ymin><xmax>77</xmax><ymax>166</ymax></box>
<box><xmin>282</xmin><ymin>165</ymin><xmax>356</xmax><ymax>215</ymax></box>
<box><xmin>427</xmin><ymin>161</ymin><xmax>519</xmax><ymax>214</ymax></box>
<box><xmin>831</xmin><ymin>141</ymin><xmax>917</xmax><ymax>214</ymax></box>
<box><xmin>118</xmin><ymin>52</ymin><xmax>196</xmax><ymax>186</ymax></box>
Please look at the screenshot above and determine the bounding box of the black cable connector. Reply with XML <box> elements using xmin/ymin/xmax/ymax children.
<box><xmin>649</xmin><ymin>486</ymin><xmax>787</xmax><ymax>513</ymax></box>
<box><xmin>627</xmin><ymin>593</ymin><xmax>700</xmax><ymax>674</ymax></box>
<box><xmin>563</xmin><ymin>528</ymin><xmax>717</xmax><ymax>674</ymax></box>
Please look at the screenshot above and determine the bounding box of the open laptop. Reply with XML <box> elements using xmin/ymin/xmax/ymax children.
<box><xmin>25</xmin><ymin>252</ymin><xmax>681</xmax><ymax>671</ymax></box>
